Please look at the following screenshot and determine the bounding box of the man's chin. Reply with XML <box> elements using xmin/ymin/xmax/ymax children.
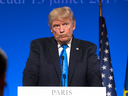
<box><xmin>59</xmin><ymin>40</ymin><xmax>69</xmax><ymax>45</ymax></box>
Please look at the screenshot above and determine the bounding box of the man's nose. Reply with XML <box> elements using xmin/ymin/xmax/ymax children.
<box><xmin>60</xmin><ymin>25</ymin><xmax>64</xmax><ymax>32</ymax></box>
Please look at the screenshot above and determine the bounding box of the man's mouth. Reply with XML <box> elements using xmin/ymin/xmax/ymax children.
<box><xmin>59</xmin><ymin>35</ymin><xmax>66</xmax><ymax>38</ymax></box>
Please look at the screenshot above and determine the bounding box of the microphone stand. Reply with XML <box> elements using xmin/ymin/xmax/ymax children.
<box><xmin>60</xmin><ymin>56</ymin><xmax>64</xmax><ymax>86</ymax></box>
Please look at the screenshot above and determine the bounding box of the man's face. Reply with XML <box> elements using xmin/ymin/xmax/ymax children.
<box><xmin>50</xmin><ymin>19</ymin><xmax>75</xmax><ymax>45</ymax></box>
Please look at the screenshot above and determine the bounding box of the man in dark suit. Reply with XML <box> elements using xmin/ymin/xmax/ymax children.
<box><xmin>23</xmin><ymin>6</ymin><xmax>102</xmax><ymax>86</ymax></box>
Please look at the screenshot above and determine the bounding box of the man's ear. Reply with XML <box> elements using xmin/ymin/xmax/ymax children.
<box><xmin>73</xmin><ymin>24</ymin><xmax>76</xmax><ymax>31</ymax></box>
<box><xmin>49</xmin><ymin>26</ymin><xmax>53</xmax><ymax>33</ymax></box>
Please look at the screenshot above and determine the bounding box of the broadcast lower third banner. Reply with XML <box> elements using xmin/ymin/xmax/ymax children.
<box><xmin>18</xmin><ymin>87</ymin><xmax>106</xmax><ymax>96</ymax></box>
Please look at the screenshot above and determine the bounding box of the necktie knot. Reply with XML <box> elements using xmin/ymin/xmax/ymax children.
<box><xmin>61</xmin><ymin>45</ymin><xmax>68</xmax><ymax>50</ymax></box>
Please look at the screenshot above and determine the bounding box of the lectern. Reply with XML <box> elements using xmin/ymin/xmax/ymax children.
<box><xmin>18</xmin><ymin>87</ymin><xmax>106</xmax><ymax>96</ymax></box>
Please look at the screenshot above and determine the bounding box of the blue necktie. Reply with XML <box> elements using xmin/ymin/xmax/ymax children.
<box><xmin>60</xmin><ymin>45</ymin><xmax>68</xmax><ymax>87</ymax></box>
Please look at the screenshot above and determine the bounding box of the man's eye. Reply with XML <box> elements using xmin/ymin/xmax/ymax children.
<box><xmin>54</xmin><ymin>25</ymin><xmax>60</xmax><ymax>28</ymax></box>
<box><xmin>64</xmin><ymin>23</ymin><xmax>68</xmax><ymax>25</ymax></box>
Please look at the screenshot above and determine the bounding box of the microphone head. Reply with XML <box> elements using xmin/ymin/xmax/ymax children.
<box><xmin>61</xmin><ymin>56</ymin><xmax>64</xmax><ymax>60</ymax></box>
<box><xmin>63</xmin><ymin>74</ymin><xmax>66</xmax><ymax>79</ymax></box>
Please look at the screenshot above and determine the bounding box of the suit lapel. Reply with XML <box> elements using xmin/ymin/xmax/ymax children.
<box><xmin>68</xmin><ymin>38</ymin><xmax>80</xmax><ymax>85</ymax></box>
<box><xmin>49</xmin><ymin>38</ymin><xmax>61</xmax><ymax>80</ymax></box>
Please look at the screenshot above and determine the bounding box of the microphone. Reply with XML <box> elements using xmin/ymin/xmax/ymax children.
<box><xmin>63</xmin><ymin>74</ymin><xmax>66</xmax><ymax>86</ymax></box>
<box><xmin>61</xmin><ymin>56</ymin><xmax>64</xmax><ymax>61</ymax></box>
<box><xmin>60</xmin><ymin>56</ymin><xmax>64</xmax><ymax>86</ymax></box>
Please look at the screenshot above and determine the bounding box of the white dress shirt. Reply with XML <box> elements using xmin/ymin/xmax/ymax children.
<box><xmin>58</xmin><ymin>38</ymin><xmax>72</xmax><ymax>66</ymax></box>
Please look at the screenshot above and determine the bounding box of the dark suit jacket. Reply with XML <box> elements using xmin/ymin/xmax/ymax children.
<box><xmin>23</xmin><ymin>37</ymin><xmax>102</xmax><ymax>86</ymax></box>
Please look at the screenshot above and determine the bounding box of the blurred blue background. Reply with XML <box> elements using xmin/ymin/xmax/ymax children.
<box><xmin>0</xmin><ymin>0</ymin><xmax>128</xmax><ymax>96</ymax></box>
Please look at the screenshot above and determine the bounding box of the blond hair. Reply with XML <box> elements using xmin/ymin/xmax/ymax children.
<box><xmin>48</xmin><ymin>6</ymin><xmax>76</xmax><ymax>27</ymax></box>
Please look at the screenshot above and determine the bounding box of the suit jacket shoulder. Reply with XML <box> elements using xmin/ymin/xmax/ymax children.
<box><xmin>73</xmin><ymin>38</ymin><xmax>97</xmax><ymax>53</ymax></box>
<box><xmin>31</xmin><ymin>37</ymin><xmax>54</xmax><ymax>46</ymax></box>
<box><xmin>30</xmin><ymin>37</ymin><xmax>56</xmax><ymax>52</ymax></box>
